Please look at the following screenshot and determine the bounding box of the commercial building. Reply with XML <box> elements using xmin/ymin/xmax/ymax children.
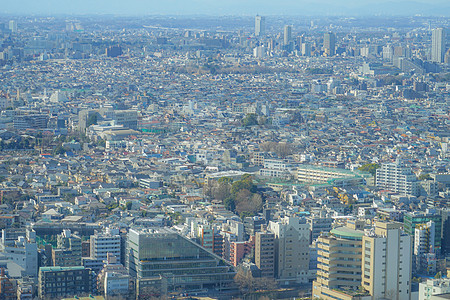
<box><xmin>255</xmin><ymin>15</ymin><xmax>266</xmax><ymax>37</ymax></box>
<box><xmin>284</xmin><ymin>25</ymin><xmax>292</xmax><ymax>46</ymax></box>
<box><xmin>126</xmin><ymin>228</ymin><xmax>235</xmax><ymax>292</ymax></box>
<box><xmin>38</xmin><ymin>266</ymin><xmax>95</xmax><ymax>299</ymax></box>
<box><xmin>324</xmin><ymin>32</ymin><xmax>336</xmax><ymax>56</ymax></box>
<box><xmin>404</xmin><ymin>210</ymin><xmax>442</xmax><ymax>253</ymax></box>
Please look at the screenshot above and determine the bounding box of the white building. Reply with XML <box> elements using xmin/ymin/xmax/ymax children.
<box><xmin>361</xmin><ymin>221</ymin><xmax>412</xmax><ymax>300</ymax></box>
<box><xmin>0</xmin><ymin>229</ymin><xmax>38</xmax><ymax>278</ymax></box>
<box><xmin>431</xmin><ymin>28</ymin><xmax>445</xmax><ymax>63</ymax></box>
<box><xmin>90</xmin><ymin>228</ymin><xmax>121</xmax><ymax>263</ymax></box>
<box><xmin>376</xmin><ymin>159</ymin><xmax>420</xmax><ymax>196</ymax></box>
<box><xmin>255</xmin><ymin>15</ymin><xmax>266</xmax><ymax>37</ymax></box>
<box><xmin>419</xmin><ymin>278</ymin><xmax>450</xmax><ymax>300</ymax></box>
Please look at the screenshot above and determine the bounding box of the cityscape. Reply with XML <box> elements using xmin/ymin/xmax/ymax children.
<box><xmin>0</xmin><ymin>6</ymin><xmax>449</xmax><ymax>300</ymax></box>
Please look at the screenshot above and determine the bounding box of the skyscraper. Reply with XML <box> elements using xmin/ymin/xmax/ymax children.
<box><xmin>431</xmin><ymin>28</ymin><xmax>446</xmax><ymax>63</ymax></box>
<box><xmin>255</xmin><ymin>15</ymin><xmax>266</xmax><ymax>37</ymax></box>
<box><xmin>283</xmin><ymin>25</ymin><xmax>292</xmax><ymax>46</ymax></box>
<box><xmin>8</xmin><ymin>20</ymin><xmax>17</xmax><ymax>33</ymax></box>
<box><xmin>323</xmin><ymin>32</ymin><xmax>336</xmax><ymax>56</ymax></box>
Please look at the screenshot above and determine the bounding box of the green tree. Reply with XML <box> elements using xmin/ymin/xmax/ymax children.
<box><xmin>418</xmin><ymin>173</ymin><xmax>432</xmax><ymax>181</ymax></box>
<box><xmin>358</xmin><ymin>163</ymin><xmax>380</xmax><ymax>176</ymax></box>
<box><xmin>242</xmin><ymin>113</ymin><xmax>258</xmax><ymax>127</ymax></box>
<box><xmin>87</xmin><ymin>113</ymin><xmax>98</xmax><ymax>127</ymax></box>
<box><xmin>223</xmin><ymin>197</ymin><xmax>235</xmax><ymax>211</ymax></box>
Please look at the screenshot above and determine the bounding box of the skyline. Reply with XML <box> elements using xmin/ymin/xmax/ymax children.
<box><xmin>1</xmin><ymin>0</ymin><xmax>450</xmax><ymax>16</ymax></box>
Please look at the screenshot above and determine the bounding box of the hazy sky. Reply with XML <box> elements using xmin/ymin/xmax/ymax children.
<box><xmin>1</xmin><ymin>0</ymin><xmax>449</xmax><ymax>16</ymax></box>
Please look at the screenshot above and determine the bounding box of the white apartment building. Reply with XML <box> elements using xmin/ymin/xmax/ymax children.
<box><xmin>376</xmin><ymin>159</ymin><xmax>419</xmax><ymax>196</ymax></box>
<box><xmin>362</xmin><ymin>222</ymin><xmax>412</xmax><ymax>300</ymax></box>
<box><xmin>90</xmin><ymin>228</ymin><xmax>121</xmax><ymax>263</ymax></box>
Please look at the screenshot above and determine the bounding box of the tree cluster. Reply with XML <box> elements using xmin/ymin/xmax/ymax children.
<box><xmin>205</xmin><ymin>175</ymin><xmax>263</xmax><ymax>219</ymax></box>
<box><xmin>241</xmin><ymin>113</ymin><xmax>258</xmax><ymax>127</ymax></box>
<box><xmin>358</xmin><ymin>163</ymin><xmax>380</xmax><ymax>176</ymax></box>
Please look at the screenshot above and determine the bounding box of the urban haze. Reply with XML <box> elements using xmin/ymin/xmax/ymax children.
<box><xmin>0</xmin><ymin>2</ymin><xmax>449</xmax><ymax>300</ymax></box>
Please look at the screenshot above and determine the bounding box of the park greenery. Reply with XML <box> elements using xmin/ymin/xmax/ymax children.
<box><xmin>205</xmin><ymin>174</ymin><xmax>263</xmax><ymax>219</ymax></box>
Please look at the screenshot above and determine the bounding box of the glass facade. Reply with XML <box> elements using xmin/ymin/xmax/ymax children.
<box><xmin>126</xmin><ymin>228</ymin><xmax>235</xmax><ymax>292</ymax></box>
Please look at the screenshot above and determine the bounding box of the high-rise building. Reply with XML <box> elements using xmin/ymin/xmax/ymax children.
<box><xmin>8</xmin><ymin>21</ymin><xmax>17</xmax><ymax>33</ymax></box>
<box><xmin>431</xmin><ymin>28</ymin><xmax>446</xmax><ymax>63</ymax></box>
<box><xmin>126</xmin><ymin>228</ymin><xmax>235</xmax><ymax>292</ymax></box>
<box><xmin>361</xmin><ymin>221</ymin><xmax>412</xmax><ymax>300</ymax></box>
<box><xmin>404</xmin><ymin>210</ymin><xmax>442</xmax><ymax>253</ymax></box>
<box><xmin>283</xmin><ymin>25</ymin><xmax>292</xmax><ymax>46</ymax></box>
<box><xmin>324</xmin><ymin>32</ymin><xmax>336</xmax><ymax>56</ymax></box>
<box><xmin>255</xmin><ymin>15</ymin><xmax>266</xmax><ymax>37</ymax></box>
<box><xmin>376</xmin><ymin>159</ymin><xmax>420</xmax><ymax>196</ymax></box>
<box><xmin>313</xmin><ymin>220</ymin><xmax>364</xmax><ymax>299</ymax></box>
<box><xmin>414</xmin><ymin>221</ymin><xmax>437</xmax><ymax>275</ymax></box>
<box><xmin>255</xmin><ymin>231</ymin><xmax>275</xmax><ymax>278</ymax></box>
<box><xmin>268</xmin><ymin>217</ymin><xmax>310</xmax><ymax>284</ymax></box>
<box><xmin>90</xmin><ymin>228</ymin><xmax>121</xmax><ymax>263</ymax></box>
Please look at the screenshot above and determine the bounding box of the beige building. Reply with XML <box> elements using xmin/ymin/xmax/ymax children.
<box><xmin>313</xmin><ymin>220</ymin><xmax>412</xmax><ymax>300</ymax></box>
<box><xmin>297</xmin><ymin>165</ymin><xmax>368</xmax><ymax>187</ymax></box>
<box><xmin>313</xmin><ymin>220</ymin><xmax>365</xmax><ymax>299</ymax></box>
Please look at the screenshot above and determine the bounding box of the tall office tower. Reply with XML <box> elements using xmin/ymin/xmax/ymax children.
<box><xmin>268</xmin><ymin>217</ymin><xmax>310</xmax><ymax>284</ymax></box>
<box><xmin>296</xmin><ymin>35</ymin><xmax>304</xmax><ymax>50</ymax></box>
<box><xmin>376</xmin><ymin>158</ymin><xmax>420</xmax><ymax>196</ymax></box>
<box><xmin>255</xmin><ymin>15</ymin><xmax>266</xmax><ymax>37</ymax></box>
<box><xmin>301</xmin><ymin>43</ymin><xmax>311</xmax><ymax>56</ymax></box>
<box><xmin>255</xmin><ymin>231</ymin><xmax>275</xmax><ymax>278</ymax></box>
<box><xmin>323</xmin><ymin>32</ymin><xmax>336</xmax><ymax>56</ymax></box>
<box><xmin>313</xmin><ymin>219</ymin><xmax>364</xmax><ymax>299</ymax></box>
<box><xmin>283</xmin><ymin>25</ymin><xmax>292</xmax><ymax>46</ymax></box>
<box><xmin>8</xmin><ymin>20</ymin><xmax>17</xmax><ymax>33</ymax></box>
<box><xmin>431</xmin><ymin>28</ymin><xmax>446</xmax><ymax>63</ymax></box>
<box><xmin>126</xmin><ymin>228</ymin><xmax>235</xmax><ymax>293</ymax></box>
<box><xmin>361</xmin><ymin>221</ymin><xmax>412</xmax><ymax>300</ymax></box>
<box><xmin>383</xmin><ymin>45</ymin><xmax>394</xmax><ymax>61</ymax></box>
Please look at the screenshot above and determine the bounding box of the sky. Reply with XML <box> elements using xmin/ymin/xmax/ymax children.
<box><xmin>1</xmin><ymin>0</ymin><xmax>449</xmax><ymax>16</ymax></box>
